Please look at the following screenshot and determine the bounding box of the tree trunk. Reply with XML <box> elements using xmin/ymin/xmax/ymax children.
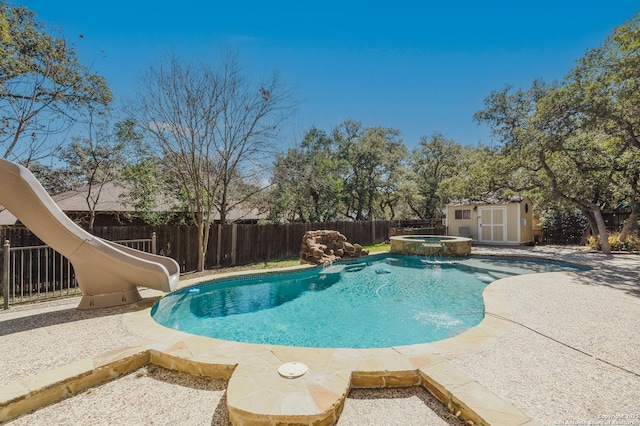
<box><xmin>196</xmin><ymin>217</ymin><xmax>205</xmax><ymax>272</ymax></box>
<box><xmin>311</xmin><ymin>191</ymin><xmax>321</xmax><ymax>223</ymax></box>
<box><xmin>202</xmin><ymin>221</ymin><xmax>211</xmax><ymax>270</ymax></box>
<box><xmin>618</xmin><ymin>201</ymin><xmax>639</xmax><ymax>241</ymax></box>
<box><xmin>216</xmin><ymin>224</ymin><xmax>223</xmax><ymax>266</ymax></box>
<box><xmin>592</xmin><ymin>206</ymin><xmax>611</xmax><ymax>255</ymax></box>
<box><xmin>578</xmin><ymin>207</ymin><xmax>599</xmax><ymax>241</ymax></box>
<box><xmin>577</xmin><ymin>202</ymin><xmax>610</xmax><ymax>254</ymax></box>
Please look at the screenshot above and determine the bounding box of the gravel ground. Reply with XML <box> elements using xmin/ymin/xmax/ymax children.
<box><xmin>338</xmin><ymin>387</ymin><xmax>466</xmax><ymax>426</ymax></box>
<box><xmin>8</xmin><ymin>365</ymin><xmax>464</xmax><ymax>426</ymax></box>
<box><xmin>0</xmin><ymin>297</ymin><xmax>140</xmax><ymax>385</ymax></box>
<box><xmin>8</xmin><ymin>364</ymin><xmax>230</xmax><ymax>426</ymax></box>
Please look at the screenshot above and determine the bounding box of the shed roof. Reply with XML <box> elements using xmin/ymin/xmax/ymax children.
<box><xmin>447</xmin><ymin>196</ymin><xmax>528</xmax><ymax>206</ymax></box>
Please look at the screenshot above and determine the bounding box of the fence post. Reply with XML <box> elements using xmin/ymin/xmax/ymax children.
<box><xmin>151</xmin><ymin>232</ymin><xmax>157</xmax><ymax>254</ymax></box>
<box><xmin>371</xmin><ymin>220</ymin><xmax>376</xmax><ymax>244</ymax></box>
<box><xmin>231</xmin><ymin>223</ymin><xmax>238</xmax><ymax>266</ymax></box>
<box><xmin>3</xmin><ymin>240</ymin><xmax>9</xmax><ymax>310</ymax></box>
<box><xmin>216</xmin><ymin>224</ymin><xmax>223</xmax><ymax>266</ymax></box>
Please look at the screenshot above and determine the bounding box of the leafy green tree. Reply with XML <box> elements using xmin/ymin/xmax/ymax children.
<box><xmin>404</xmin><ymin>132</ymin><xmax>463</xmax><ymax>219</ymax></box>
<box><xmin>301</xmin><ymin>128</ymin><xmax>345</xmax><ymax>222</ymax></box>
<box><xmin>617</xmin><ymin>158</ymin><xmax>640</xmax><ymax>240</ymax></box>
<box><xmin>476</xmin><ymin>81</ymin><xmax>616</xmax><ymax>253</ymax></box>
<box><xmin>0</xmin><ymin>4</ymin><xmax>111</xmax><ymax>163</ymax></box>
<box><xmin>120</xmin><ymin>155</ymin><xmax>182</xmax><ymax>227</ymax></box>
<box><xmin>569</xmin><ymin>13</ymin><xmax>640</xmax><ymax>150</ymax></box>
<box><xmin>270</xmin><ymin>148</ymin><xmax>309</xmax><ymax>222</ymax></box>
<box><xmin>117</xmin><ymin>120</ymin><xmax>188</xmax><ymax>226</ymax></box>
<box><xmin>333</xmin><ymin>120</ymin><xmax>407</xmax><ymax>220</ymax></box>
<box><xmin>437</xmin><ymin>144</ymin><xmax>505</xmax><ymax>203</ymax></box>
<box><xmin>564</xmin><ymin>13</ymin><xmax>640</xmax><ymax>240</ymax></box>
<box><xmin>0</xmin><ymin>8</ymin><xmax>9</xmax><ymax>54</ymax></box>
<box><xmin>270</xmin><ymin>127</ymin><xmax>344</xmax><ymax>222</ymax></box>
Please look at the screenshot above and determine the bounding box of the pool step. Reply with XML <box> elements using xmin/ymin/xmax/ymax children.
<box><xmin>320</xmin><ymin>263</ymin><xmax>367</xmax><ymax>275</ymax></box>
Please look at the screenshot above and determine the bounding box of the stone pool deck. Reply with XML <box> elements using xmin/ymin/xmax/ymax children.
<box><xmin>1</xmin><ymin>246</ymin><xmax>639</xmax><ymax>425</ymax></box>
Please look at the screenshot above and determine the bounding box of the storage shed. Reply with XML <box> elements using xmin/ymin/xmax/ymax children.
<box><xmin>445</xmin><ymin>196</ymin><xmax>533</xmax><ymax>245</ymax></box>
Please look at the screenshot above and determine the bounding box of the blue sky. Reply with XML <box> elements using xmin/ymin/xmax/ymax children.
<box><xmin>16</xmin><ymin>0</ymin><xmax>640</xmax><ymax>149</ymax></box>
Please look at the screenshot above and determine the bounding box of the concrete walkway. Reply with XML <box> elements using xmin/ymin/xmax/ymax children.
<box><xmin>459</xmin><ymin>246</ymin><xmax>640</xmax><ymax>425</ymax></box>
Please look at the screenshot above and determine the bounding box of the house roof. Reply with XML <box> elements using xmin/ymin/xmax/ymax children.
<box><xmin>447</xmin><ymin>196</ymin><xmax>529</xmax><ymax>206</ymax></box>
<box><xmin>52</xmin><ymin>181</ymin><xmax>137</xmax><ymax>213</ymax></box>
<box><xmin>0</xmin><ymin>181</ymin><xmax>265</xmax><ymax>226</ymax></box>
<box><xmin>219</xmin><ymin>206</ymin><xmax>265</xmax><ymax>222</ymax></box>
<box><xmin>0</xmin><ymin>182</ymin><xmax>137</xmax><ymax>226</ymax></box>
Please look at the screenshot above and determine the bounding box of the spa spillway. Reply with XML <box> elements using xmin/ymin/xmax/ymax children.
<box><xmin>390</xmin><ymin>235</ymin><xmax>472</xmax><ymax>256</ymax></box>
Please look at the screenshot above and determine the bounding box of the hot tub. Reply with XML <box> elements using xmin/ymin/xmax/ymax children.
<box><xmin>390</xmin><ymin>235</ymin><xmax>472</xmax><ymax>256</ymax></box>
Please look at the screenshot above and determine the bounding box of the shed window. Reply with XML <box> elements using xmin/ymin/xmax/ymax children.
<box><xmin>454</xmin><ymin>209</ymin><xmax>471</xmax><ymax>220</ymax></box>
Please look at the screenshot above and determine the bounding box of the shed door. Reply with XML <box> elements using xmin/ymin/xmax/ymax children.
<box><xmin>478</xmin><ymin>207</ymin><xmax>507</xmax><ymax>243</ymax></box>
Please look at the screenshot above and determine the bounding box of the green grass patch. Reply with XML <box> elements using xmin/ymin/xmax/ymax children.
<box><xmin>235</xmin><ymin>258</ymin><xmax>301</xmax><ymax>270</ymax></box>
<box><xmin>180</xmin><ymin>243</ymin><xmax>392</xmax><ymax>281</ymax></box>
<box><xmin>363</xmin><ymin>242</ymin><xmax>390</xmax><ymax>252</ymax></box>
<box><xmin>180</xmin><ymin>257</ymin><xmax>301</xmax><ymax>280</ymax></box>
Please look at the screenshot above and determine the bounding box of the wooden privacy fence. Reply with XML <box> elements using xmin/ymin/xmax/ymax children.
<box><xmin>204</xmin><ymin>220</ymin><xmax>444</xmax><ymax>269</ymax></box>
<box><xmin>1</xmin><ymin>219</ymin><xmax>444</xmax><ymax>307</ymax></box>
<box><xmin>227</xmin><ymin>220</ymin><xmax>389</xmax><ymax>266</ymax></box>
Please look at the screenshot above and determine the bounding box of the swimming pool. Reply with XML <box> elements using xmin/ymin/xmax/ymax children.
<box><xmin>151</xmin><ymin>254</ymin><xmax>587</xmax><ymax>348</ymax></box>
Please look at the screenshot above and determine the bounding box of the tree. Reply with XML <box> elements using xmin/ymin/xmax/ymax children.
<box><xmin>475</xmin><ymin>81</ymin><xmax>616</xmax><ymax>253</ymax></box>
<box><xmin>270</xmin><ymin>127</ymin><xmax>344</xmax><ymax>222</ymax></box>
<box><xmin>300</xmin><ymin>128</ymin><xmax>345</xmax><ymax>222</ymax></box>
<box><xmin>0</xmin><ymin>8</ymin><xmax>9</xmax><ymax>54</ymax></box>
<box><xmin>208</xmin><ymin>53</ymin><xmax>293</xmax><ymax>225</ymax></box>
<box><xmin>0</xmin><ymin>4</ymin><xmax>111</xmax><ymax>163</ymax></box>
<box><xmin>58</xmin><ymin>118</ymin><xmax>137</xmax><ymax>228</ymax></box>
<box><xmin>120</xmin><ymin>154</ymin><xmax>182</xmax><ymax>227</ymax></box>
<box><xmin>565</xmin><ymin>13</ymin><xmax>640</xmax><ymax>240</ymax></box>
<box><xmin>437</xmin><ymin>144</ymin><xmax>504</xmax><ymax>203</ymax></box>
<box><xmin>333</xmin><ymin>120</ymin><xmax>407</xmax><ymax>220</ymax></box>
<box><xmin>29</xmin><ymin>162</ymin><xmax>83</xmax><ymax>195</ymax></box>
<box><xmin>130</xmin><ymin>52</ymin><xmax>293</xmax><ymax>271</ymax></box>
<box><xmin>270</xmin><ymin>148</ymin><xmax>309</xmax><ymax>222</ymax></box>
<box><xmin>501</xmin><ymin>13</ymin><xmax>640</xmax><ymax>250</ymax></box>
<box><xmin>405</xmin><ymin>132</ymin><xmax>463</xmax><ymax>219</ymax></box>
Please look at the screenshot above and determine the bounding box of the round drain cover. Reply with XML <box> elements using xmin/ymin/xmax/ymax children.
<box><xmin>278</xmin><ymin>362</ymin><xmax>308</xmax><ymax>378</ymax></box>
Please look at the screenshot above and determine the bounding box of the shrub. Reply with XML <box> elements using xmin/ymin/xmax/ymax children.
<box><xmin>540</xmin><ymin>208</ymin><xmax>587</xmax><ymax>245</ymax></box>
<box><xmin>587</xmin><ymin>233</ymin><xmax>640</xmax><ymax>251</ymax></box>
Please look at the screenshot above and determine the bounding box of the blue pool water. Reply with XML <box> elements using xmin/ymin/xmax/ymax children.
<box><xmin>151</xmin><ymin>254</ymin><xmax>587</xmax><ymax>348</ymax></box>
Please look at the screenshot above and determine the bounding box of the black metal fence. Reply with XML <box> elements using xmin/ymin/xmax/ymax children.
<box><xmin>1</xmin><ymin>236</ymin><xmax>153</xmax><ymax>308</ymax></box>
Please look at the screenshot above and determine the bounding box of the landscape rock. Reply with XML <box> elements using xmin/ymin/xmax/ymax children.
<box><xmin>299</xmin><ymin>230</ymin><xmax>369</xmax><ymax>265</ymax></box>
